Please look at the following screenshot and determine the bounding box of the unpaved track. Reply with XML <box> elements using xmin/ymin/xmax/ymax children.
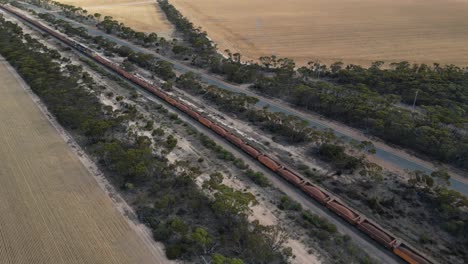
<box><xmin>0</xmin><ymin>57</ymin><xmax>170</xmax><ymax>263</ymax></box>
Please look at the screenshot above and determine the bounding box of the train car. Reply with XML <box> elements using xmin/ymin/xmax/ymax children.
<box><xmin>172</xmin><ymin>101</ymin><xmax>182</xmax><ymax>109</ymax></box>
<box><xmin>186</xmin><ymin>108</ymin><xmax>200</xmax><ymax>120</ymax></box>
<box><xmin>121</xmin><ymin>70</ymin><xmax>133</xmax><ymax>79</ymax></box>
<box><xmin>153</xmin><ymin>89</ymin><xmax>167</xmax><ymax>100</ymax></box>
<box><xmin>198</xmin><ymin>116</ymin><xmax>213</xmax><ymax>128</ymax></box>
<box><xmin>75</xmin><ymin>43</ymin><xmax>93</xmax><ymax>54</ymax></box>
<box><xmin>326</xmin><ymin>199</ymin><xmax>361</xmax><ymax>225</ymax></box>
<box><xmin>165</xmin><ymin>97</ymin><xmax>177</xmax><ymax>106</ymax></box>
<box><xmin>175</xmin><ymin>102</ymin><xmax>189</xmax><ymax>112</ymax></box>
<box><xmin>57</xmin><ymin>33</ymin><xmax>73</xmax><ymax>46</ymax></box>
<box><xmin>357</xmin><ymin>219</ymin><xmax>396</xmax><ymax>248</ymax></box>
<box><xmin>258</xmin><ymin>155</ymin><xmax>281</xmax><ymax>172</ymax></box>
<box><xmin>157</xmin><ymin>92</ymin><xmax>171</xmax><ymax>102</ymax></box>
<box><xmin>139</xmin><ymin>80</ymin><xmax>152</xmax><ymax>90</ymax></box>
<box><xmin>300</xmin><ymin>182</ymin><xmax>331</xmax><ymax>204</ymax></box>
<box><xmin>93</xmin><ymin>55</ymin><xmax>111</xmax><ymax>69</ymax></box>
<box><xmin>211</xmin><ymin>124</ymin><xmax>228</xmax><ymax>137</ymax></box>
<box><xmin>132</xmin><ymin>76</ymin><xmax>146</xmax><ymax>88</ymax></box>
<box><xmin>277</xmin><ymin>167</ymin><xmax>305</xmax><ymax>187</ymax></box>
<box><xmin>393</xmin><ymin>243</ymin><xmax>432</xmax><ymax>264</ymax></box>
<box><xmin>240</xmin><ymin>143</ymin><xmax>261</xmax><ymax>159</ymax></box>
<box><xmin>225</xmin><ymin>133</ymin><xmax>243</xmax><ymax>148</ymax></box>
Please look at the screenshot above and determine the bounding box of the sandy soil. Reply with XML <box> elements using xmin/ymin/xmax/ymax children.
<box><xmin>55</xmin><ymin>0</ymin><xmax>174</xmax><ymax>36</ymax></box>
<box><xmin>171</xmin><ymin>0</ymin><xmax>468</xmax><ymax>66</ymax></box>
<box><xmin>0</xmin><ymin>57</ymin><xmax>171</xmax><ymax>263</ymax></box>
<box><xmin>220</xmin><ymin>171</ymin><xmax>321</xmax><ymax>264</ymax></box>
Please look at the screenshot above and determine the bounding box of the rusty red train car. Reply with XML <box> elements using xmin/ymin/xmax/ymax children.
<box><xmin>277</xmin><ymin>168</ymin><xmax>304</xmax><ymax>187</ymax></box>
<box><xmin>326</xmin><ymin>199</ymin><xmax>361</xmax><ymax>225</ymax></box>
<box><xmin>198</xmin><ymin>116</ymin><xmax>213</xmax><ymax>128</ymax></box>
<box><xmin>300</xmin><ymin>182</ymin><xmax>331</xmax><ymax>204</ymax></box>
<box><xmin>393</xmin><ymin>243</ymin><xmax>432</xmax><ymax>264</ymax></box>
<box><xmin>258</xmin><ymin>155</ymin><xmax>281</xmax><ymax>172</ymax></box>
<box><xmin>357</xmin><ymin>219</ymin><xmax>396</xmax><ymax>248</ymax></box>
<box><xmin>225</xmin><ymin>133</ymin><xmax>244</xmax><ymax>148</ymax></box>
<box><xmin>211</xmin><ymin>124</ymin><xmax>228</xmax><ymax>137</ymax></box>
<box><xmin>239</xmin><ymin>143</ymin><xmax>260</xmax><ymax>158</ymax></box>
<box><xmin>186</xmin><ymin>109</ymin><xmax>200</xmax><ymax>120</ymax></box>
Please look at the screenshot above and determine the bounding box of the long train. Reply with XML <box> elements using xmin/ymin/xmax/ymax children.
<box><xmin>0</xmin><ymin>5</ymin><xmax>433</xmax><ymax>264</ymax></box>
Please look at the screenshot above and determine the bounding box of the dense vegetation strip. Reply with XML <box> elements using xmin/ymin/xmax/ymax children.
<box><xmin>252</xmin><ymin>60</ymin><xmax>468</xmax><ymax>170</ymax></box>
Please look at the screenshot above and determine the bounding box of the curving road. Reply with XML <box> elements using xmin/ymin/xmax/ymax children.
<box><xmin>20</xmin><ymin>2</ymin><xmax>468</xmax><ymax>195</ymax></box>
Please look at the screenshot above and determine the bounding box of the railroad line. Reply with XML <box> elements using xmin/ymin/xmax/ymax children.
<box><xmin>0</xmin><ymin>4</ymin><xmax>435</xmax><ymax>264</ymax></box>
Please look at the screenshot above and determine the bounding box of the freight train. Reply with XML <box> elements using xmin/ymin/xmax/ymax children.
<box><xmin>0</xmin><ymin>5</ymin><xmax>434</xmax><ymax>264</ymax></box>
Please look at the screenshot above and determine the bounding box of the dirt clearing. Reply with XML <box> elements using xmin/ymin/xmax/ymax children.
<box><xmin>171</xmin><ymin>0</ymin><xmax>468</xmax><ymax>66</ymax></box>
<box><xmin>56</xmin><ymin>0</ymin><xmax>174</xmax><ymax>36</ymax></box>
<box><xmin>0</xmin><ymin>58</ymin><xmax>169</xmax><ymax>263</ymax></box>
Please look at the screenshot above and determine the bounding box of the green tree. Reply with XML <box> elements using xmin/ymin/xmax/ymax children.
<box><xmin>212</xmin><ymin>185</ymin><xmax>256</xmax><ymax>218</ymax></box>
<box><xmin>191</xmin><ymin>227</ymin><xmax>212</xmax><ymax>253</ymax></box>
<box><xmin>431</xmin><ymin>169</ymin><xmax>451</xmax><ymax>186</ymax></box>
<box><xmin>93</xmin><ymin>12</ymin><xmax>101</xmax><ymax>22</ymax></box>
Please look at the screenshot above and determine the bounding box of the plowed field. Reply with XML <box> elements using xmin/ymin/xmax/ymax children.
<box><xmin>56</xmin><ymin>0</ymin><xmax>174</xmax><ymax>36</ymax></box>
<box><xmin>171</xmin><ymin>0</ymin><xmax>468</xmax><ymax>66</ymax></box>
<box><xmin>0</xmin><ymin>58</ymin><xmax>167</xmax><ymax>263</ymax></box>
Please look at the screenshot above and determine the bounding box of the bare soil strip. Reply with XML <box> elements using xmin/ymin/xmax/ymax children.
<box><xmin>0</xmin><ymin>57</ymin><xmax>170</xmax><ymax>264</ymax></box>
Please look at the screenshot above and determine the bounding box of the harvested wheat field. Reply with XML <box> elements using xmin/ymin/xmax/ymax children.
<box><xmin>171</xmin><ymin>0</ymin><xmax>468</xmax><ymax>66</ymax></box>
<box><xmin>0</xmin><ymin>58</ymin><xmax>168</xmax><ymax>263</ymax></box>
<box><xmin>57</xmin><ymin>0</ymin><xmax>174</xmax><ymax>36</ymax></box>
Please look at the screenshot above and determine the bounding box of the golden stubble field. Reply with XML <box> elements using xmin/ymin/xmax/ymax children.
<box><xmin>56</xmin><ymin>0</ymin><xmax>174</xmax><ymax>36</ymax></box>
<box><xmin>0</xmin><ymin>59</ymin><xmax>165</xmax><ymax>263</ymax></box>
<box><xmin>171</xmin><ymin>0</ymin><xmax>468</xmax><ymax>66</ymax></box>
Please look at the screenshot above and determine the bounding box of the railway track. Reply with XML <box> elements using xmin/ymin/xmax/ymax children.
<box><xmin>0</xmin><ymin>4</ymin><xmax>435</xmax><ymax>264</ymax></box>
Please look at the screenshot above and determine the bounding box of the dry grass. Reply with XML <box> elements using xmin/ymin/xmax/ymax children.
<box><xmin>171</xmin><ymin>0</ymin><xmax>468</xmax><ymax>66</ymax></box>
<box><xmin>56</xmin><ymin>0</ymin><xmax>174</xmax><ymax>37</ymax></box>
<box><xmin>0</xmin><ymin>60</ymin><xmax>164</xmax><ymax>263</ymax></box>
